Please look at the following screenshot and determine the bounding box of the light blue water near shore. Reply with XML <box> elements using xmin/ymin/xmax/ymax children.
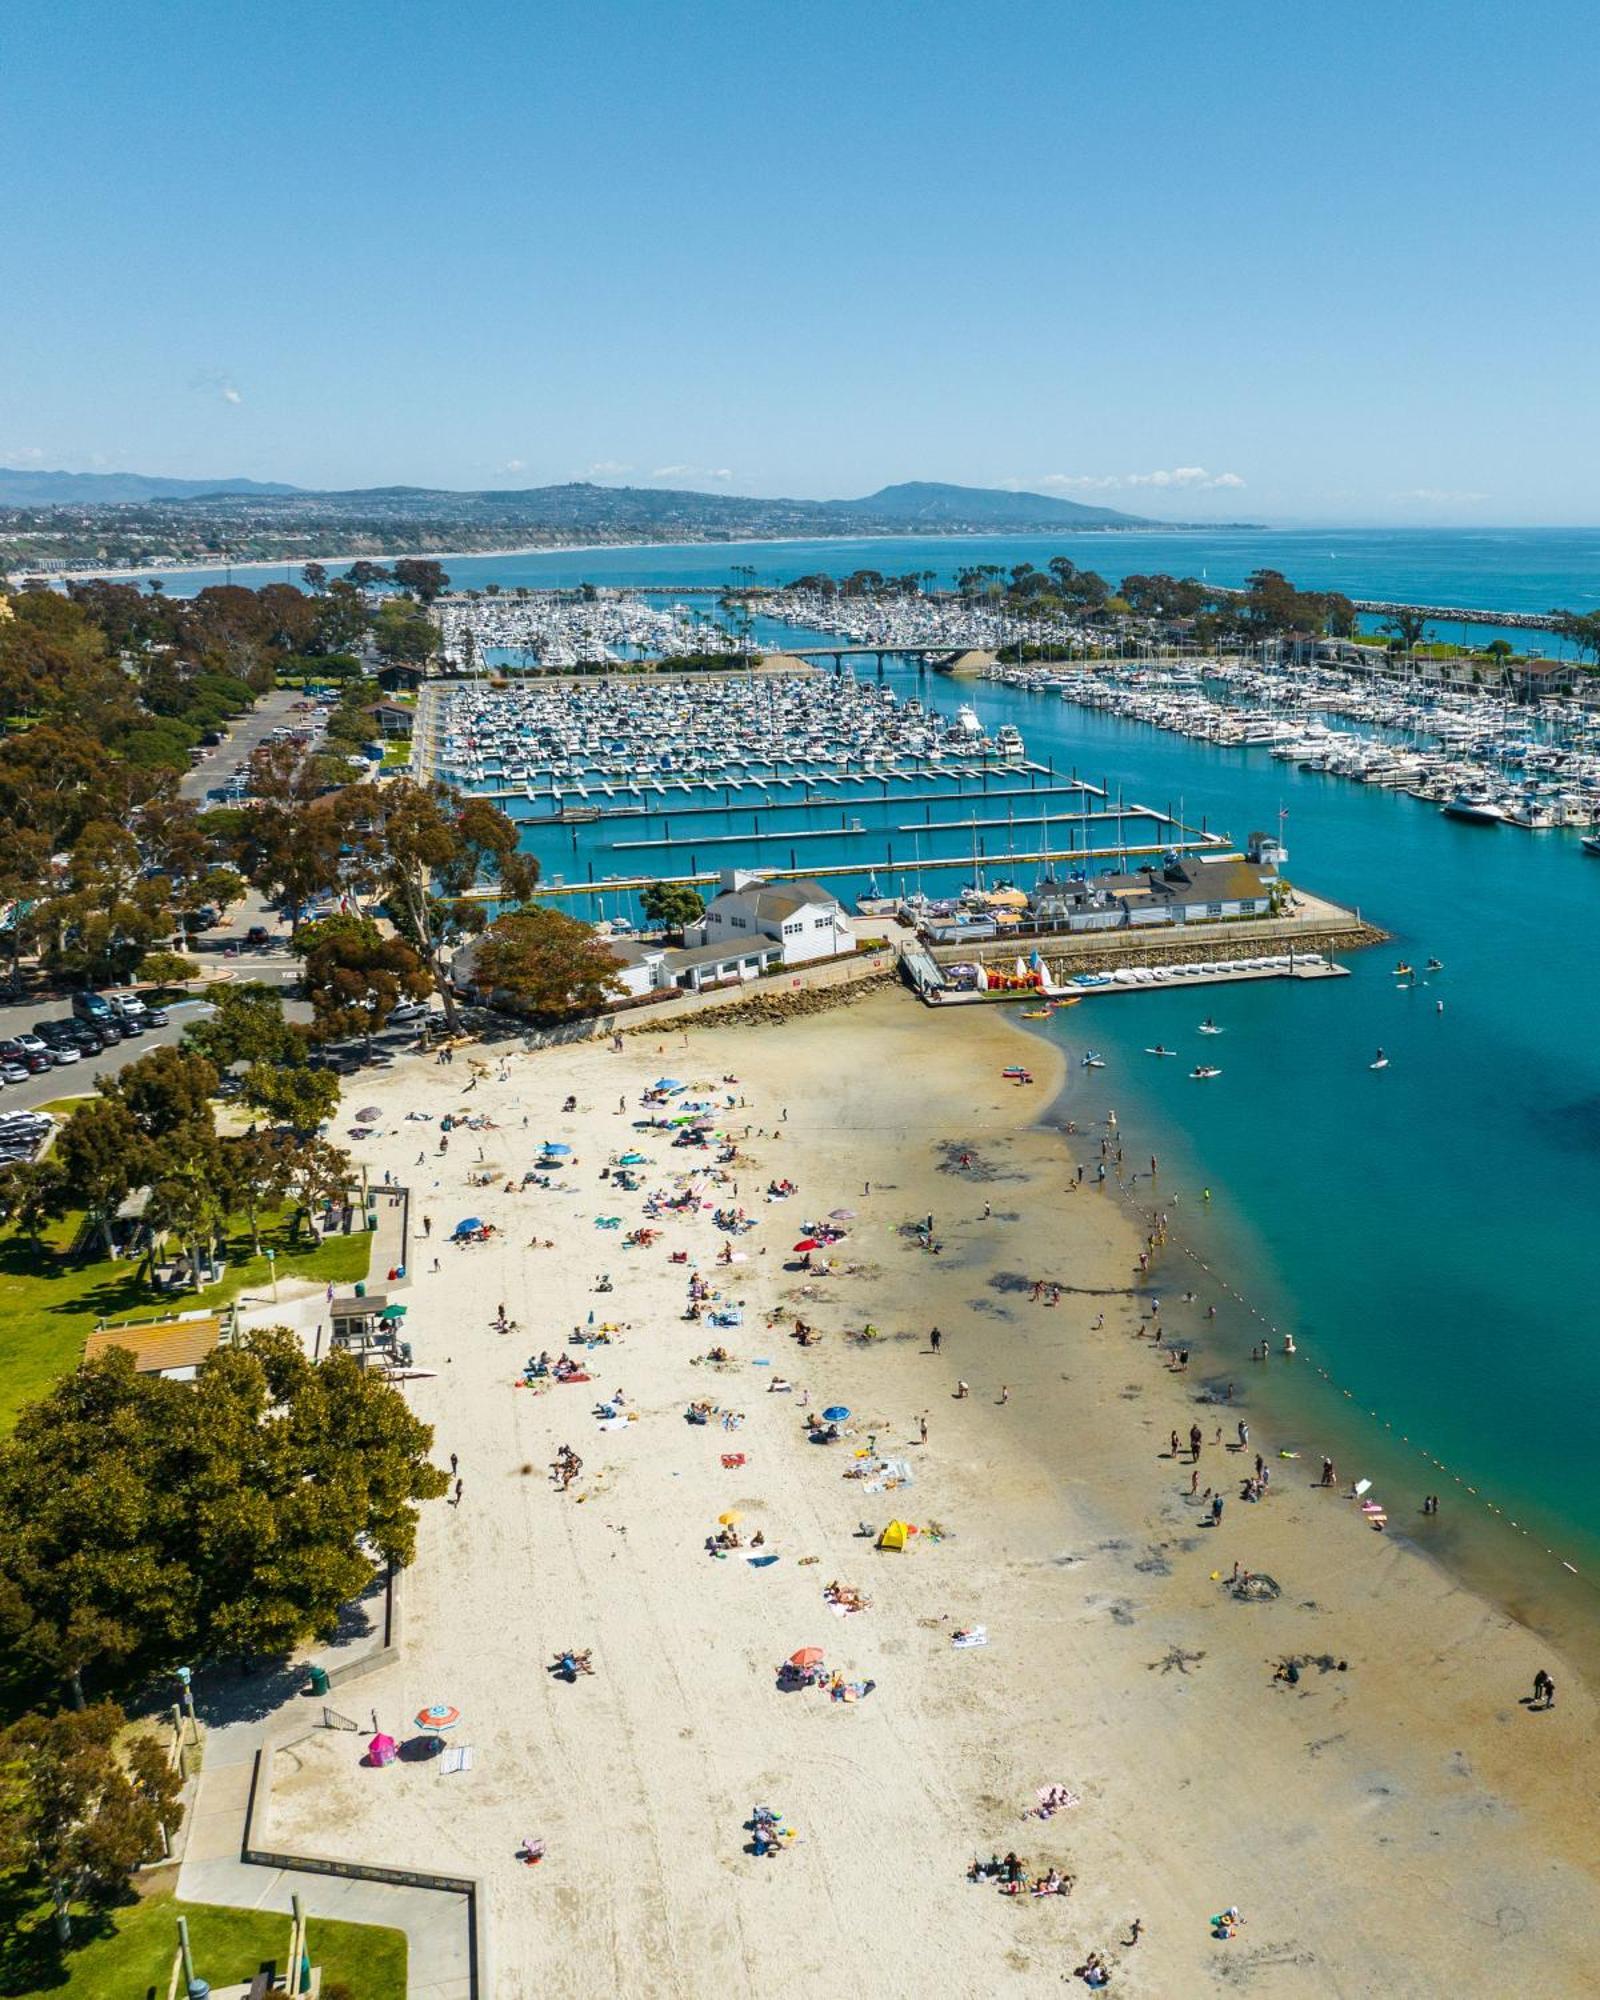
<box><xmin>942</xmin><ymin>667</ymin><xmax>1600</xmax><ymax>1608</ymax></box>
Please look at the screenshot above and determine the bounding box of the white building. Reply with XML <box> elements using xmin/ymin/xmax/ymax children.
<box><xmin>606</xmin><ymin>935</ymin><xmax>781</xmax><ymax>997</ymax></box>
<box><xmin>689</xmin><ymin>870</ymin><xmax>855</xmax><ymax>967</ymax></box>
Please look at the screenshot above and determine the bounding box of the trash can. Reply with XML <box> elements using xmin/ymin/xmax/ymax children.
<box><xmin>306</xmin><ymin>1664</ymin><xmax>329</xmax><ymax>1697</ymax></box>
<box><xmin>354</xmin><ymin>1281</ymin><xmax>366</xmax><ymax>1298</ymax></box>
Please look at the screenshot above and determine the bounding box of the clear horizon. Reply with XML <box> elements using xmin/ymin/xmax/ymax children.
<box><xmin>4</xmin><ymin>0</ymin><xmax>1597</xmax><ymax>528</ymax></box>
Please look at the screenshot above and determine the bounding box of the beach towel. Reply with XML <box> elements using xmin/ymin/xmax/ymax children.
<box><xmin>721</xmin><ymin>1453</ymin><xmax>747</xmax><ymax>1468</ymax></box>
<box><xmin>439</xmin><ymin>1745</ymin><xmax>475</xmax><ymax>1774</ymax></box>
<box><xmin>745</xmin><ymin>1552</ymin><xmax>780</xmax><ymax>1567</ymax></box>
<box><xmin>952</xmin><ymin>1626</ymin><xmax>989</xmax><ymax>1648</ymax></box>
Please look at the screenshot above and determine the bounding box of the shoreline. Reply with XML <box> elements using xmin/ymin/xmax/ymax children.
<box><xmin>1030</xmin><ymin>1023</ymin><xmax>1600</xmax><ymax>1651</ymax></box>
<box><xmin>268</xmin><ymin>990</ymin><xmax>1600</xmax><ymax>1994</ymax></box>
<box><xmin>6</xmin><ymin>525</ymin><xmax>1233</xmax><ymax>592</ymax></box>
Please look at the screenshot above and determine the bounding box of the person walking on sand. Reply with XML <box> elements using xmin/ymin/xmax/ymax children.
<box><xmin>1170</xmin><ymin>1430</ymin><xmax>1180</xmax><ymax>1458</ymax></box>
<box><xmin>920</xmin><ymin>1415</ymin><xmax>929</xmax><ymax>1445</ymax></box>
<box><xmin>1211</xmin><ymin>1494</ymin><xmax>1225</xmax><ymax>1525</ymax></box>
<box><xmin>423</xmin><ymin>1214</ymin><xmax>432</xmax><ymax>1238</ymax></box>
<box><xmin>955</xmin><ymin>1380</ymin><xmax>969</xmax><ymax>1399</ymax></box>
<box><xmin>453</xmin><ymin>1477</ymin><xmax>464</xmax><ymax>1506</ymax></box>
<box><xmin>930</xmin><ymin>1327</ymin><xmax>942</xmax><ymax>1354</ymax></box>
<box><xmin>1190</xmin><ymin>1468</ymin><xmax>1199</xmax><ymax>1495</ymax></box>
<box><xmin>1189</xmin><ymin>1423</ymin><xmax>1203</xmax><ymax>1460</ymax></box>
<box><xmin>999</xmin><ymin>1384</ymin><xmax>1010</xmax><ymax>1405</ymax></box>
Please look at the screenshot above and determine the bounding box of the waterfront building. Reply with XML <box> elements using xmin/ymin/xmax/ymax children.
<box><xmin>688</xmin><ymin>869</ymin><xmax>856</xmax><ymax>966</ymax></box>
<box><xmin>1023</xmin><ymin>853</ymin><xmax>1279</xmax><ymax>933</ymax></box>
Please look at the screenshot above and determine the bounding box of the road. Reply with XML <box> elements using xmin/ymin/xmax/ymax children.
<box><xmin>178</xmin><ymin>684</ymin><xmax>318</xmax><ymax>802</ymax></box>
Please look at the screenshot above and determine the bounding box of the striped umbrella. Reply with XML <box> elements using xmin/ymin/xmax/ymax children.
<box><xmin>414</xmin><ymin>1703</ymin><xmax>461</xmax><ymax>1733</ymax></box>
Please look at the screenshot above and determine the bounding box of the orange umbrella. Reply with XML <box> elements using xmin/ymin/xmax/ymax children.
<box><xmin>788</xmin><ymin>1647</ymin><xmax>824</xmax><ymax>1670</ymax></box>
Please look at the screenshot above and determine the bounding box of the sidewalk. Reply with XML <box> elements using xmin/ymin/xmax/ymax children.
<box><xmin>178</xmin><ymin>1694</ymin><xmax>471</xmax><ymax>1999</ymax></box>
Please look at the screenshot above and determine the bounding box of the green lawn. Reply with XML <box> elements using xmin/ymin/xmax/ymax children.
<box><xmin>0</xmin><ymin>1876</ymin><xmax>406</xmax><ymax>1999</ymax></box>
<box><xmin>0</xmin><ymin>1212</ymin><xmax>373</xmax><ymax>1431</ymax></box>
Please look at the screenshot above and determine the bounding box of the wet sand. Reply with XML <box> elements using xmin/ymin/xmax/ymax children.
<box><xmin>270</xmin><ymin>991</ymin><xmax>1600</xmax><ymax>1996</ymax></box>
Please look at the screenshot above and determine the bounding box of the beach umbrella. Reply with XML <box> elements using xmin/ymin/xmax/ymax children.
<box><xmin>415</xmin><ymin>1704</ymin><xmax>461</xmax><ymax>1733</ymax></box>
<box><xmin>357</xmin><ymin>1106</ymin><xmax>382</xmax><ymax>1122</ymax></box>
<box><xmin>620</xmin><ymin>1152</ymin><xmax>648</xmax><ymax>1165</ymax></box>
<box><xmin>787</xmin><ymin>1647</ymin><xmax>824</xmax><ymax>1671</ymax></box>
<box><xmin>793</xmin><ymin>1238</ymin><xmax>822</xmax><ymax>1253</ymax></box>
<box><xmin>717</xmin><ymin>1510</ymin><xmax>741</xmax><ymax>1526</ymax></box>
<box><xmin>453</xmin><ymin>1217</ymin><xmax>483</xmax><ymax>1236</ymax></box>
<box><xmin>822</xmin><ymin>1406</ymin><xmax>850</xmax><ymax>1423</ymax></box>
<box><xmin>655</xmin><ymin>1078</ymin><xmax>682</xmax><ymax>1089</ymax></box>
<box><xmin>378</xmin><ymin>1304</ymin><xmax>408</xmax><ymax>1321</ymax></box>
<box><xmin>541</xmin><ymin>1142</ymin><xmax>572</xmax><ymax>1155</ymax></box>
<box><xmin>829</xmin><ymin>1208</ymin><xmax>856</xmax><ymax>1221</ymax></box>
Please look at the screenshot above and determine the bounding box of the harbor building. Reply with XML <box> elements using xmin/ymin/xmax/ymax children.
<box><xmin>688</xmin><ymin>870</ymin><xmax>856</xmax><ymax>967</ymax></box>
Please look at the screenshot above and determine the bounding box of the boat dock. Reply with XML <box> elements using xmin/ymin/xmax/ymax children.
<box><xmin>912</xmin><ymin>950</ymin><xmax>1351</xmax><ymax>1006</ymax></box>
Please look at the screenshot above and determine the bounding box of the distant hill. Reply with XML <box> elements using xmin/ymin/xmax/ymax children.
<box><xmin>829</xmin><ymin>481</ymin><xmax>1156</xmax><ymax>529</ymax></box>
<box><xmin>0</xmin><ymin>468</ymin><xmax>303</xmax><ymax>504</ymax></box>
<box><xmin>0</xmin><ymin>470</ymin><xmax>1158</xmax><ymax>529</ymax></box>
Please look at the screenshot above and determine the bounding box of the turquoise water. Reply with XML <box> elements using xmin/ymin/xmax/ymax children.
<box><xmin>121</xmin><ymin>525</ymin><xmax>1599</xmax><ymax>649</ymax></box>
<box><xmin>945</xmin><ymin>667</ymin><xmax>1600</xmax><ymax>1607</ymax></box>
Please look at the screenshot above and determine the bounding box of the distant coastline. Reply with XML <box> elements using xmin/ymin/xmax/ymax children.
<box><xmin>7</xmin><ymin>521</ymin><xmax>1264</xmax><ymax>590</ymax></box>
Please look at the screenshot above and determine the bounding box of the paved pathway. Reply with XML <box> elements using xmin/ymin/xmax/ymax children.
<box><xmin>178</xmin><ymin>1672</ymin><xmax>472</xmax><ymax>1999</ymax></box>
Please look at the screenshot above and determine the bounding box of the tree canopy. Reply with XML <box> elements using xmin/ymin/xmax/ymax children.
<box><xmin>639</xmin><ymin>881</ymin><xmax>704</xmax><ymax>932</ymax></box>
<box><xmin>0</xmin><ymin>1702</ymin><xmax>184</xmax><ymax>1941</ymax></box>
<box><xmin>0</xmin><ymin>1330</ymin><xmax>447</xmax><ymax>1702</ymax></box>
<box><xmin>470</xmin><ymin>905</ymin><xmax>625</xmax><ymax>1018</ymax></box>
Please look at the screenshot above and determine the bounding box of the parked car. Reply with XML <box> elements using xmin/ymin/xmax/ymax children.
<box><xmin>245</xmin><ymin>925</ymin><xmax>273</xmax><ymax>948</ymax></box>
<box><xmin>69</xmin><ymin>1024</ymin><xmax>107</xmax><ymax>1055</ymax></box>
<box><xmin>72</xmin><ymin>990</ymin><xmax>115</xmax><ymax>1026</ymax></box>
<box><xmin>112</xmin><ymin>995</ymin><xmax>148</xmax><ymax>1030</ymax></box>
<box><xmin>0</xmin><ymin>1062</ymin><xmax>28</xmax><ymax>1086</ymax></box>
<box><xmin>13</xmin><ymin>1033</ymin><xmax>48</xmax><ymax>1058</ymax></box>
<box><xmin>39</xmin><ymin>1036</ymin><xmax>79</xmax><ymax>1066</ymax></box>
<box><xmin>387</xmin><ymin>1000</ymin><xmax>429</xmax><ymax>1024</ymax></box>
<box><xmin>143</xmin><ymin>1005</ymin><xmax>170</xmax><ymax>1028</ymax></box>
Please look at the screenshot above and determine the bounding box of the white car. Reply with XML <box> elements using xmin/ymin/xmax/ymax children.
<box><xmin>387</xmin><ymin>1000</ymin><xmax>430</xmax><ymax>1024</ymax></box>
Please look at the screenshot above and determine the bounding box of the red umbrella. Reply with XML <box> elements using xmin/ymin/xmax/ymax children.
<box><xmin>787</xmin><ymin>1647</ymin><xmax>824</xmax><ymax>1670</ymax></box>
<box><xmin>793</xmin><ymin>1239</ymin><xmax>822</xmax><ymax>1252</ymax></box>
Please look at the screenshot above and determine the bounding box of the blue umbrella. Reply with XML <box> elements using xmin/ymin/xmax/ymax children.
<box><xmin>822</xmin><ymin>1405</ymin><xmax>850</xmax><ymax>1423</ymax></box>
<box><xmin>541</xmin><ymin>1142</ymin><xmax>573</xmax><ymax>1155</ymax></box>
<box><xmin>453</xmin><ymin>1217</ymin><xmax>483</xmax><ymax>1236</ymax></box>
<box><xmin>655</xmin><ymin>1078</ymin><xmax>682</xmax><ymax>1089</ymax></box>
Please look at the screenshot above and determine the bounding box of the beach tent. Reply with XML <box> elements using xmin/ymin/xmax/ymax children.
<box><xmin>367</xmin><ymin>1733</ymin><xmax>398</xmax><ymax>1767</ymax></box>
<box><xmin>452</xmin><ymin>1217</ymin><xmax>484</xmax><ymax>1238</ymax></box>
<box><xmin>877</xmin><ymin>1520</ymin><xmax>915</xmax><ymax>1552</ymax></box>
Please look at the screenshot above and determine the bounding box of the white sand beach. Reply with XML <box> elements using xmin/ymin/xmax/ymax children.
<box><xmin>266</xmin><ymin>993</ymin><xmax>1600</xmax><ymax>1997</ymax></box>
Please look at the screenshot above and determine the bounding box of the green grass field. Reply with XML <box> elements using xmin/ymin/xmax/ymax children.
<box><xmin>0</xmin><ymin>1212</ymin><xmax>373</xmax><ymax>1431</ymax></box>
<box><xmin>0</xmin><ymin>1877</ymin><xmax>406</xmax><ymax>1999</ymax></box>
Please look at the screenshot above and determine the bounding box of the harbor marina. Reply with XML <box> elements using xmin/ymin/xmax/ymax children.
<box><xmin>419</xmin><ymin>671</ymin><xmax>1218</xmax><ymax>915</ymax></box>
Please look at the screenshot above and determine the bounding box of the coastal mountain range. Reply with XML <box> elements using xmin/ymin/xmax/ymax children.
<box><xmin>0</xmin><ymin>468</ymin><xmax>1234</xmax><ymax>532</ymax></box>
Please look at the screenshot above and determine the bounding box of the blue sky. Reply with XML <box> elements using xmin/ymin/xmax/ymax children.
<box><xmin>3</xmin><ymin>0</ymin><xmax>1595</xmax><ymax>523</ymax></box>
